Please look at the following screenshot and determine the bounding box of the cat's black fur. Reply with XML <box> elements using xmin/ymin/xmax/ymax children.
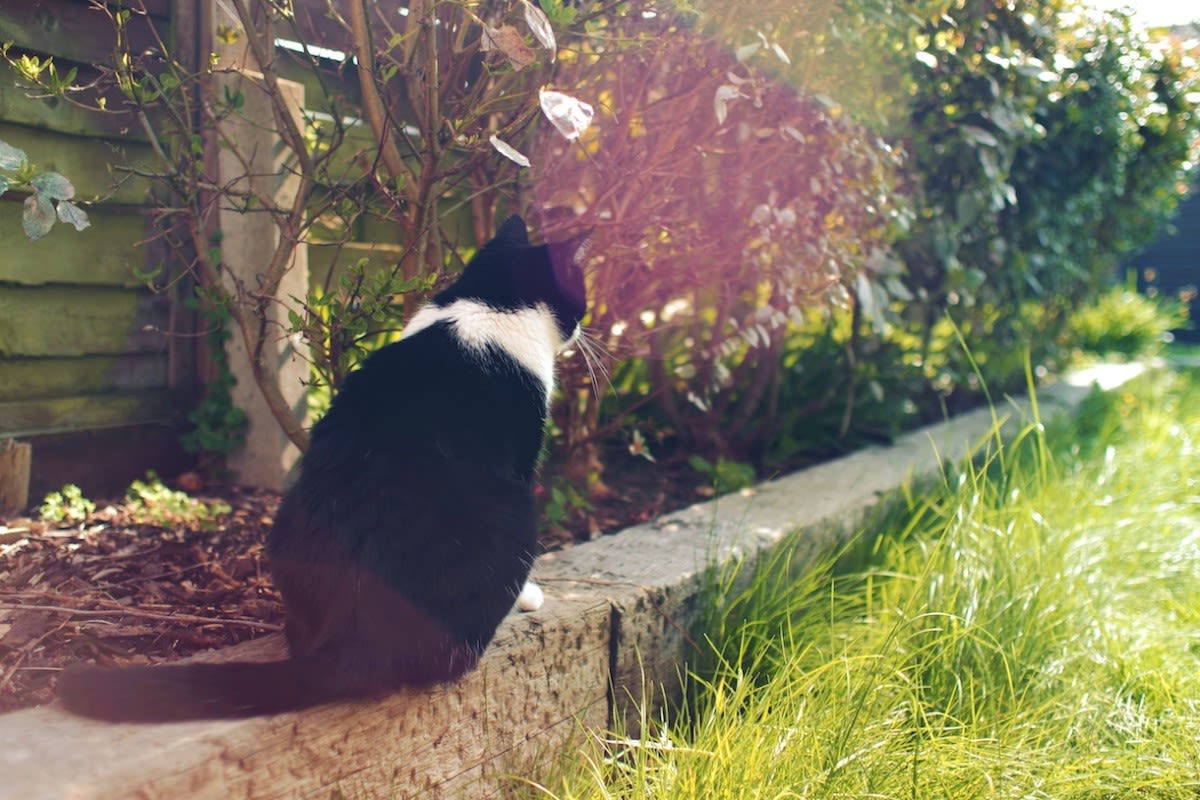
<box><xmin>58</xmin><ymin>216</ymin><xmax>588</xmax><ymax>721</ymax></box>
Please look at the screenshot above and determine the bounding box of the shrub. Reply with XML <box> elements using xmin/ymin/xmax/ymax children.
<box><xmin>1068</xmin><ymin>285</ymin><xmax>1188</xmax><ymax>358</ymax></box>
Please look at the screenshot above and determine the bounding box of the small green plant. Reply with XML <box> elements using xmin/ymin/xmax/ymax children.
<box><xmin>688</xmin><ymin>455</ymin><xmax>756</xmax><ymax>494</ymax></box>
<box><xmin>0</xmin><ymin>137</ymin><xmax>90</xmax><ymax>240</ymax></box>
<box><xmin>179</xmin><ymin>285</ymin><xmax>248</xmax><ymax>464</ymax></box>
<box><xmin>541</xmin><ymin>481</ymin><xmax>593</xmax><ymax>534</ymax></box>
<box><xmin>125</xmin><ymin>472</ymin><xmax>231</xmax><ymax>529</ymax></box>
<box><xmin>38</xmin><ymin>485</ymin><xmax>95</xmax><ymax>524</ymax></box>
<box><xmin>1067</xmin><ymin>283</ymin><xmax>1187</xmax><ymax>358</ymax></box>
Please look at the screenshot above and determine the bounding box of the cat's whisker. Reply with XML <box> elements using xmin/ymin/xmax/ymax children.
<box><xmin>585</xmin><ymin>330</ymin><xmax>615</xmax><ymax>376</ymax></box>
<box><xmin>581</xmin><ymin>328</ymin><xmax>616</xmax><ymax>360</ymax></box>
<box><xmin>575</xmin><ymin>338</ymin><xmax>600</xmax><ymax>398</ymax></box>
<box><xmin>576</xmin><ymin>330</ymin><xmax>613</xmax><ymax>398</ymax></box>
<box><xmin>569</xmin><ymin>334</ymin><xmax>597</xmax><ymax>397</ymax></box>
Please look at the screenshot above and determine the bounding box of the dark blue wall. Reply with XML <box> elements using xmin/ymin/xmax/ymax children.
<box><xmin>1127</xmin><ymin>187</ymin><xmax>1200</xmax><ymax>343</ymax></box>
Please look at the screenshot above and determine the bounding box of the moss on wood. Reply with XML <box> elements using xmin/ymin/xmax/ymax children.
<box><xmin>0</xmin><ymin>286</ymin><xmax>168</xmax><ymax>358</ymax></box>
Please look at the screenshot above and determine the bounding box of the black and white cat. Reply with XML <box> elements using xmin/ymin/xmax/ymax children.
<box><xmin>58</xmin><ymin>215</ymin><xmax>588</xmax><ymax>721</ymax></box>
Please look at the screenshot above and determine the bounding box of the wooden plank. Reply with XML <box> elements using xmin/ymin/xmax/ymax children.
<box><xmin>286</xmin><ymin>0</ymin><xmax>416</xmax><ymax>59</ymax></box>
<box><xmin>0</xmin><ymin>207</ymin><xmax>152</xmax><ymax>287</ymax></box>
<box><xmin>0</xmin><ymin>0</ymin><xmax>165</xmax><ymax>69</ymax></box>
<box><xmin>0</xmin><ymin>61</ymin><xmax>146</xmax><ymax>141</ymax></box>
<box><xmin>0</xmin><ymin>123</ymin><xmax>157</xmax><ymax>205</ymax></box>
<box><xmin>24</xmin><ymin>422</ymin><xmax>191</xmax><ymax>500</ymax></box>
<box><xmin>0</xmin><ymin>355</ymin><xmax>167</xmax><ymax>402</ymax></box>
<box><xmin>0</xmin><ymin>439</ymin><xmax>32</xmax><ymax>514</ymax></box>
<box><xmin>0</xmin><ymin>389</ymin><xmax>180</xmax><ymax>437</ymax></box>
<box><xmin>0</xmin><ymin>286</ymin><xmax>169</xmax><ymax>358</ymax></box>
<box><xmin>0</xmin><ymin>592</ymin><xmax>612</xmax><ymax>799</ymax></box>
<box><xmin>274</xmin><ymin>49</ymin><xmax>362</xmax><ymax>110</ymax></box>
<box><xmin>123</xmin><ymin>0</ymin><xmax>171</xmax><ymax>19</ymax></box>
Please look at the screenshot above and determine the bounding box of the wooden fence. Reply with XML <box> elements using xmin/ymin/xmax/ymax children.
<box><xmin>0</xmin><ymin>0</ymin><xmax>408</xmax><ymax>501</ymax></box>
<box><xmin>0</xmin><ymin>0</ymin><xmax>198</xmax><ymax>499</ymax></box>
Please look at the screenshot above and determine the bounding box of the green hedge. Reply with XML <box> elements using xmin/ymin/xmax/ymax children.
<box><xmin>543</xmin><ymin>0</ymin><xmax>1199</xmax><ymax>495</ymax></box>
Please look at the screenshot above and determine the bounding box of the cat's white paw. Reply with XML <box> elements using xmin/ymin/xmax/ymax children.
<box><xmin>516</xmin><ymin>579</ymin><xmax>544</xmax><ymax>612</ymax></box>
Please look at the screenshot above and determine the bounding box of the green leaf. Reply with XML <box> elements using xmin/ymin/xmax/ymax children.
<box><xmin>0</xmin><ymin>140</ymin><xmax>27</xmax><ymax>171</ymax></box>
<box><xmin>538</xmin><ymin>0</ymin><xmax>576</xmax><ymax>25</ymax></box>
<box><xmin>22</xmin><ymin>192</ymin><xmax>56</xmax><ymax>239</ymax></box>
<box><xmin>30</xmin><ymin>171</ymin><xmax>75</xmax><ymax>201</ymax></box>
<box><xmin>961</xmin><ymin>125</ymin><xmax>998</xmax><ymax>148</ymax></box>
<box><xmin>56</xmin><ymin>199</ymin><xmax>90</xmax><ymax>231</ymax></box>
<box><xmin>133</xmin><ymin>263</ymin><xmax>163</xmax><ymax>284</ymax></box>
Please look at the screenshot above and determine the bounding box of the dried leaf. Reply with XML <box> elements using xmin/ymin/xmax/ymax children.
<box><xmin>522</xmin><ymin>0</ymin><xmax>557</xmax><ymax>54</ymax></box>
<box><xmin>713</xmin><ymin>84</ymin><xmax>742</xmax><ymax>125</ymax></box>
<box><xmin>0</xmin><ymin>610</ymin><xmax>50</xmax><ymax>647</ymax></box>
<box><xmin>482</xmin><ymin>24</ymin><xmax>536</xmax><ymax>71</ymax></box>
<box><xmin>22</xmin><ymin>193</ymin><xmax>56</xmax><ymax>240</ymax></box>
<box><xmin>783</xmin><ymin>125</ymin><xmax>805</xmax><ymax>142</ymax></box>
<box><xmin>489</xmin><ymin>134</ymin><xmax>532</xmax><ymax>167</ymax></box>
<box><xmin>0</xmin><ymin>175</ymin><xmax>9</xmax><ymax>199</ymax></box>
<box><xmin>736</xmin><ymin>42</ymin><xmax>761</xmax><ymax>62</ymax></box>
<box><xmin>539</xmin><ymin>89</ymin><xmax>594</xmax><ymax>140</ymax></box>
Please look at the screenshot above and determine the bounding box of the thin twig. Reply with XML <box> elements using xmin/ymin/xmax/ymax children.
<box><xmin>0</xmin><ymin>603</ymin><xmax>282</xmax><ymax>632</ymax></box>
<box><xmin>347</xmin><ymin>0</ymin><xmax>410</xmax><ymax>183</ymax></box>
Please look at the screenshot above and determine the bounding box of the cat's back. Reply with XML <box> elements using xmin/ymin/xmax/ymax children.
<box><xmin>290</xmin><ymin>316</ymin><xmax>549</xmax><ymax>517</ymax></box>
<box><xmin>319</xmin><ymin>320</ymin><xmax>545</xmax><ymax>446</ymax></box>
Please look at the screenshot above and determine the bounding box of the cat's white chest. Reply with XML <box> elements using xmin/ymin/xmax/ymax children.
<box><xmin>401</xmin><ymin>299</ymin><xmax>559</xmax><ymax>405</ymax></box>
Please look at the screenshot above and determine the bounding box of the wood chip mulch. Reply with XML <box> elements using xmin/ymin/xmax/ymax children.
<box><xmin>0</xmin><ymin>449</ymin><xmax>704</xmax><ymax>715</ymax></box>
<box><xmin>0</xmin><ymin>489</ymin><xmax>284</xmax><ymax>714</ymax></box>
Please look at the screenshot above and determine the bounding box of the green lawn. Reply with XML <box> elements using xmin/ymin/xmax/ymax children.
<box><xmin>532</xmin><ymin>367</ymin><xmax>1200</xmax><ymax>799</ymax></box>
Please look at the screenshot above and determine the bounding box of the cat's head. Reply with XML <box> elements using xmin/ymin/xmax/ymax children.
<box><xmin>439</xmin><ymin>215</ymin><xmax>589</xmax><ymax>350</ymax></box>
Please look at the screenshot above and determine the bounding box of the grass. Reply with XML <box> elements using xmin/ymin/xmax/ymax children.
<box><xmin>529</xmin><ymin>367</ymin><xmax>1200</xmax><ymax>799</ymax></box>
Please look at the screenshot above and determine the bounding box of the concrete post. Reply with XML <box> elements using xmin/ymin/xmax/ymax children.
<box><xmin>212</xmin><ymin>8</ymin><xmax>309</xmax><ymax>491</ymax></box>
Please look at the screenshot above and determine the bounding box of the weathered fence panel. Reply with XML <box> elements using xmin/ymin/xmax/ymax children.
<box><xmin>0</xmin><ymin>0</ymin><xmax>194</xmax><ymax>499</ymax></box>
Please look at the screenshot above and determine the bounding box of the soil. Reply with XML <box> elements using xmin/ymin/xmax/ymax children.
<box><xmin>0</xmin><ymin>447</ymin><xmax>707</xmax><ymax>715</ymax></box>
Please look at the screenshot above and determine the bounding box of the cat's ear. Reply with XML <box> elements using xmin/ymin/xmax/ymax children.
<box><xmin>548</xmin><ymin>229</ymin><xmax>592</xmax><ymax>272</ymax></box>
<box><xmin>495</xmin><ymin>215</ymin><xmax>530</xmax><ymax>245</ymax></box>
<box><xmin>547</xmin><ymin>229</ymin><xmax>591</xmax><ymax>319</ymax></box>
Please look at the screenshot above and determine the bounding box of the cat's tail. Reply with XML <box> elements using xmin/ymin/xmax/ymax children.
<box><xmin>57</xmin><ymin>654</ymin><xmax>353</xmax><ymax>722</ymax></box>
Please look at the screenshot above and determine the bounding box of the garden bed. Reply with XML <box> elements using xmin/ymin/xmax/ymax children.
<box><xmin>0</xmin><ymin>449</ymin><xmax>709</xmax><ymax>713</ymax></box>
<box><xmin>0</xmin><ymin>364</ymin><xmax>1145</xmax><ymax>799</ymax></box>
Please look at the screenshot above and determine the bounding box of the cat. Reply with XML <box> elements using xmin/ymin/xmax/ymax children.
<box><xmin>58</xmin><ymin>215</ymin><xmax>589</xmax><ymax>721</ymax></box>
